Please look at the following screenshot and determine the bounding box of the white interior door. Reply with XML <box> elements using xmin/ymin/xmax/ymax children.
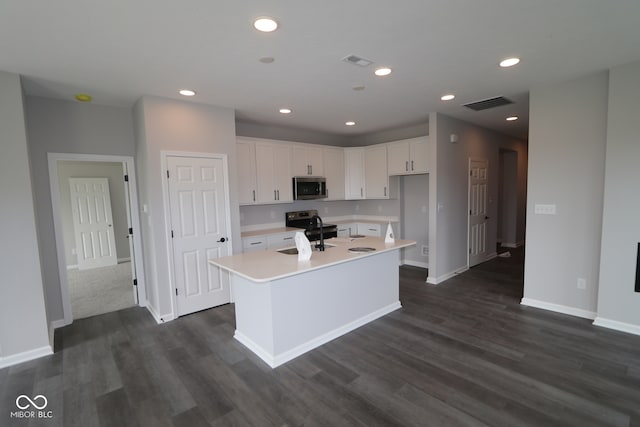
<box><xmin>469</xmin><ymin>159</ymin><xmax>489</xmax><ymax>267</ymax></box>
<box><xmin>70</xmin><ymin>177</ymin><xmax>118</xmax><ymax>270</ymax></box>
<box><xmin>167</xmin><ymin>155</ymin><xmax>231</xmax><ymax>316</ymax></box>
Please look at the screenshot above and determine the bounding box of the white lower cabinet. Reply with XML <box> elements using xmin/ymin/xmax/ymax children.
<box><xmin>357</xmin><ymin>223</ymin><xmax>382</xmax><ymax>237</ymax></box>
<box><xmin>266</xmin><ymin>232</ymin><xmax>297</xmax><ymax>250</ymax></box>
<box><xmin>242</xmin><ymin>236</ymin><xmax>267</xmax><ymax>252</ymax></box>
<box><xmin>337</xmin><ymin>223</ymin><xmax>356</xmax><ymax>237</ymax></box>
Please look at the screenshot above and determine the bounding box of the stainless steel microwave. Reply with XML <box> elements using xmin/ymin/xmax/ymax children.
<box><xmin>292</xmin><ymin>176</ymin><xmax>327</xmax><ymax>200</ymax></box>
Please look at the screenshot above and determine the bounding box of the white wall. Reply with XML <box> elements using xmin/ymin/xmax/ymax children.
<box><xmin>595</xmin><ymin>61</ymin><xmax>640</xmax><ymax>331</ymax></box>
<box><xmin>429</xmin><ymin>113</ymin><xmax>528</xmax><ymax>283</ymax></box>
<box><xmin>499</xmin><ymin>150</ymin><xmax>519</xmax><ymax>246</ymax></box>
<box><xmin>134</xmin><ymin>96</ymin><xmax>238</xmax><ymax>321</ymax></box>
<box><xmin>57</xmin><ymin>161</ymin><xmax>130</xmax><ymax>266</ymax></box>
<box><xmin>0</xmin><ymin>72</ymin><xmax>50</xmax><ymax>366</ymax></box>
<box><xmin>25</xmin><ymin>96</ymin><xmax>136</xmax><ymax>322</ymax></box>
<box><xmin>523</xmin><ymin>71</ymin><xmax>609</xmax><ymax>317</ymax></box>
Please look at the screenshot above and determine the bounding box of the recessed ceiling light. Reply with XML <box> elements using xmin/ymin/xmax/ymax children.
<box><xmin>179</xmin><ymin>89</ymin><xmax>196</xmax><ymax>96</ymax></box>
<box><xmin>279</xmin><ymin>108</ymin><xmax>292</xmax><ymax>114</ymax></box>
<box><xmin>345</xmin><ymin>121</ymin><xmax>356</xmax><ymax>126</ymax></box>
<box><xmin>254</xmin><ymin>17</ymin><xmax>278</xmax><ymax>32</ymax></box>
<box><xmin>499</xmin><ymin>57</ymin><xmax>520</xmax><ymax>68</ymax></box>
<box><xmin>74</xmin><ymin>93</ymin><xmax>92</xmax><ymax>102</ymax></box>
<box><xmin>374</xmin><ymin>67</ymin><xmax>392</xmax><ymax>77</ymax></box>
<box><xmin>441</xmin><ymin>94</ymin><xmax>455</xmax><ymax>101</ymax></box>
<box><xmin>506</xmin><ymin>116</ymin><xmax>519</xmax><ymax>121</ymax></box>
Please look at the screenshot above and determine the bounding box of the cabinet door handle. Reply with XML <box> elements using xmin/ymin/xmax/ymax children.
<box><xmin>384</xmin><ymin>186</ymin><xmax>387</xmax><ymax>197</ymax></box>
<box><xmin>277</xmin><ymin>189</ymin><xmax>280</xmax><ymax>200</ymax></box>
<box><xmin>411</xmin><ymin>160</ymin><xmax>414</xmax><ymax>171</ymax></box>
<box><xmin>252</xmin><ymin>190</ymin><xmax>256</xmax><ymax>201</ymax></box>
<box><xmin>274</xmin><ymin>190</ymin><xmax>277</xmax><ymax>200</ymax></box>
<box><xmin>360</xmin><ymin>187</ymin><xmax>363</xmax><ymax>197</ymax></box>
<box><xmin>250</xmin><ymin>241</ymin><xmax>263</xmax><ymax>245</ymax></box>
<box><xmin>406</xmin><ymin>161</ymin><xmax>409</xmax><ymax>171</ymax></box>
<box><xmin>284</xmin><ymin>236</ymin><xmax>293</xmax><ymax>240</ymax></box>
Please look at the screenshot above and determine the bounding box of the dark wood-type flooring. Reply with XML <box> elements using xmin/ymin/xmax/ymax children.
<box><xmin>2</xmin><ymin>247</ymin><xmax>640</xmax><ymax>426</ymax></box>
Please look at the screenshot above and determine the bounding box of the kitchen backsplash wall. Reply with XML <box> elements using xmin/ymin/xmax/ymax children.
<box><xmin>239</xmin><ymin>198</ymin><xmax>401</xmax><ymax>229</ymax></box>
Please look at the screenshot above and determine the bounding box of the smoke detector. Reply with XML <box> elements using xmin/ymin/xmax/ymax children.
<box><xmin>342</xmin><ymin>54</ymin><xmax>373</xmax><ymax>67</ymax></box>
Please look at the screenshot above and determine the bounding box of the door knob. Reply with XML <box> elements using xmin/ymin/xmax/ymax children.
<box><xmin>485</xmin><ymin>216</ymin><xmax>490</xmax><ymax>220</ymax></box>
<box><xmin>217</xmin><ymin>237</ymin><xmax>227</xmax><ymax>243</ymax></box>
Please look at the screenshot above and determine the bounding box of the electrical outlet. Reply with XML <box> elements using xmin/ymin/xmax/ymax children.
<box><xmin>577</xmin><ymin>278</ymin><xmax>586</xmax><ymax>290</ymax></box>
<box><xmin>421</xmin><ymin>245</ymin><xmax>429</xmax><ymax>256</ymax></box>
<box><xmin>534</xmin><ymin>204</ymin><xmax>557</xmax><ymax>215</ymax></box>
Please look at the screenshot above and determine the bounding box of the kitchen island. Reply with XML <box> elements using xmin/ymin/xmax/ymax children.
<box><xmin>209</xmin><ymin>236</ymin><xmax>415</xmax><ymax>368</ymax></box>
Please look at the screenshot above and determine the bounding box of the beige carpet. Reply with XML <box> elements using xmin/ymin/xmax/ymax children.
<box><xmin>67</xmin><ymin>261</ymin><xmax>135</xmax><ymax>319</ymax></box>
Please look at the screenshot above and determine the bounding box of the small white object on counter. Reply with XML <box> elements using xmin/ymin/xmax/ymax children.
<box><xmin>384</xmin><ymin>221</ymin><xmax>395</xmax><ymax>244</ymax></box>
<box><xmin>295</xmin><ymin>231</ymin><xmax>312</xmax><ymax>261</ymax></box>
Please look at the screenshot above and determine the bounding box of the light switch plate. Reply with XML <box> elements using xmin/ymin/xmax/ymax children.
<box><xmin>534</xmin><ymin>204</ymin><xmax>556</xmax><ymax>215</ymax></box>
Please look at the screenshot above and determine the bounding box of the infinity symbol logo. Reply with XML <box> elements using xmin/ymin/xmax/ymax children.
<box><xmin>16</xmin><ymin>395</ymin><xmax>48</xmax><ymax>410</ymax></box>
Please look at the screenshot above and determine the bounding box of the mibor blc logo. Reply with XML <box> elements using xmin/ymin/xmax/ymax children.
<box><xmin>11</xmin><ymin>394</ymin><xmax>53</xmax><ymax>419</ymax></box>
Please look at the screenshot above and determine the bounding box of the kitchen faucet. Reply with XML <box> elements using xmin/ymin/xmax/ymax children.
<box><xmin>311</xmin><ymin>214</ymin><xmax>325</xmax><ymax>251</ymax></box>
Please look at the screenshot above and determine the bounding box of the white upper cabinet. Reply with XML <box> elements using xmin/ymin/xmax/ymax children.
<box><xmin>344</xmin><ymin>147</ymin><xmax>365</xmax><ymax>200</ymax></box>
<box><xmin>387</xmin><ymin>136</ymin><xmax>429</xmax><ymax>175</ymax></box>
<box><xmin>237</xmin><ymin>138</ymin><xmax>258</xmax><ymax>205</ymax></box>
<box><xmin>255</xmin><ymin>141</ymin><xmax>293</xmax><ymax>204</ymax></box>
<box><xmin>292</xmin><ymin>144</ymin><xmax>324</xmax><ymax>177</ymax></box>
<box><xmin>323</xmin><ymin>146</ymin><xmax>345</xmax><ymax>200</ymax></box>
<box><xmin>364</xmin><ymin>144</ymin><xmax>389</xmax><ymax>199</ymax></box>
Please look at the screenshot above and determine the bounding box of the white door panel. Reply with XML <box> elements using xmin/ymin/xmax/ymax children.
<box><xmin>168</xmin><ymin>156</ymin><xmax>231</xmax><ymax>316</ymax></box>
<box><xmin>70</xmin><ymin>177</ymin><xmax>118</xmax><ymax>270</ymax></box>
<box><xmin>469</xmin><ymin>159</ymin><xmax>489</xmax><ymax>267</ymax></box>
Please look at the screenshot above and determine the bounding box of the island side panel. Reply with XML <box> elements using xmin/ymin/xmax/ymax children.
<box><xmin>269</xmin><ymin>250</ymin><xmax>400</xmax><ymax>365</ymax></box>
<box><xmin>231</xmin><ymin>275</ymin><xmax>276</xmax><ymax>359</ymax></box>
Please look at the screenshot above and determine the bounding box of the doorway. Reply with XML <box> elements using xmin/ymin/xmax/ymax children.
<box><xmin>498</xmin><ymin>149</ymin><xmax>519</xmax><ymax>248</ymax></box>
<box><xmin>49</xmin><ymin>154</ymin><xmax>146</xmax><ymax>324</ymax></box>
<box><xmin>163</xmin><ymin>152</ymin><xmax>233</xmax><ymax>317</ymax></box>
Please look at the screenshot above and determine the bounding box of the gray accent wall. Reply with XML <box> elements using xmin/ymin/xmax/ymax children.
<box><xmin>25</xmin><ymin>96</ymin><xmax>136</xmax><ymax>323</ymax></box>
<box><xmin>429</xmin><ymin>113</ymin><xmax>528</xmax><ymax>282</ymax></box>
<box><xmin>57</xmin><ymin>161</ymin><xmax>130</xmax><ymax>266</ymax></box>
<box><xmin>596</xmin><ymin>61</ymin><xmax>640</xmax><ymax>328</ymax></box>
<box><xmin>0</xmin><ymin>72</ymin><xmax>50</xmax><ymax>362</ymax></box>
<box><xmin>400</xmin><ymin>174</ymin><xmax>429</xmax><ymax>266</ymax></box>
<box><xmin>134</xmin><ymin>96</ymin><xmax>238</xmax><ymax>321</ymax></box>
<box><xmin>524</xmin><ymin>71</ymin><xmax>609</xmax><ymax>316</ymax></box>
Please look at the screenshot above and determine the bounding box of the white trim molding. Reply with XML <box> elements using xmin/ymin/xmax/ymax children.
<box><xmin>593</xmin><ymin>317</ymin><xmax>640</xmax><ymax>336</ymax></box>
<box><xmin>427</xmin><ymin>266</ymin><xmax>469</xmax><ymax>285</ymax></box>
<box><xmin>520</xmin><ymin>298</ymin><xmax>597</xmax><ymax>320</ymax></box>
<box><xmin>145</xmin><ymin>304</ymin><xmax>174</xmax><ymax>324</ymax></box>
<box><xmin>0</xmin><ymin>346</ymin><xmax>53</xmax><ymax>369</ymax></box>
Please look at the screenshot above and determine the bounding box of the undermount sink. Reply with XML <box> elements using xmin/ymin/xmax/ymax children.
<box><xmin>277</xmin><ymin>244</ymin><xmax>335</xmax><ymax>255</ymax></box>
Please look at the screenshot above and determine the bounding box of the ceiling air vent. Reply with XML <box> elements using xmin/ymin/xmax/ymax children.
<box><xmin>463</xmin><ymin>96</ymin><xmax>513</xmax><ymax>111</ymax></box>
<box><xmin>341</xmin><ymin>54</ymin><xmax>373</xmax><ymax>67</ymax></box>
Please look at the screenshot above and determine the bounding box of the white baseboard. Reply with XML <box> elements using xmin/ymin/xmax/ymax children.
<box><xmin>520</xmin><ymin>298</ymin><xmax>597</xmax><ymax>320</ymax></box>
<box><xmin>0</xmin><ymin>345</ymin><xmax>53</xmax><ymax>369</ymax></box>
<box><xmin>66</xmin><ymin>264</ymin><xmax>78</xmax><ymax>270</ymax></box>
<box><xmin>235</xmin><ymin>301</ymin><xmax>402</xmax><ymax>368</ymax></box>
<box><xmin>48</xmin><ymin>319</ymin><xmax>67</xmax><ymax>348</ymax></box>
<box><xmin>118</xmin><ymin>257</ymin><xmax>131</xmax><ymax>263</ymax></box>
<box><xmin>593</xmin><ymin>317</ymin><xmax>640</xmax><ymax>336</ymax></box>
<box><xmin>146</xmin><ymin>304</ymin><xmax>174</xmax><ymax>324</ymax></box>
<box><xmin>402</xmin><ymin>259</ymin><xmax>429</xmax><ymax>269</ymax></box>
<box><xmin>427</xmin><ymin>266</ymin><xmax>469</xmax><ymax>285</ymax></box>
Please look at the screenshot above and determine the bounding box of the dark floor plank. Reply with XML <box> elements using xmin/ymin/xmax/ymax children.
<box><xmin>2</xmin><ymin>246</ymin><xmax>640</xmax><ymax>426</ymax></box>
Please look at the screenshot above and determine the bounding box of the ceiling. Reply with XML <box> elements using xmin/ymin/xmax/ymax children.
<box><xmin>2</xmin><ymin>1</ymin><xmax>640</xmax><ymax>141</ymax></box>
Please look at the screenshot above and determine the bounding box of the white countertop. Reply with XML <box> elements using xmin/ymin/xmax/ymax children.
<box><xmin>210</xmin><ymin>236</ymin><xmax>415</xmax><ymax>283</ymax></box>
